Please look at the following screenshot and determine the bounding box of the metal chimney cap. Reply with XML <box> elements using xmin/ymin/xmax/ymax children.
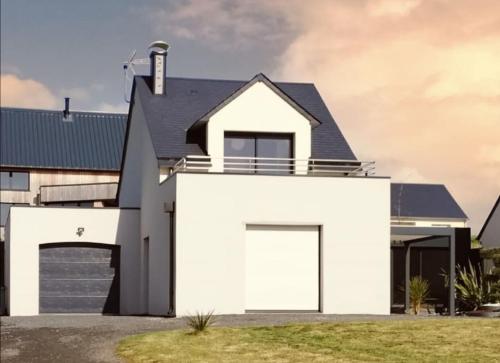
<box><xmin>148</xmin><ymin>41</ymin><xmax>170</xmax><ymax>53</ymax></box>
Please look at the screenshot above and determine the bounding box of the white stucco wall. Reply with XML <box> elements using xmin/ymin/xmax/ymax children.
<box><xmin>174</xmin><ymin>173</ymin><xmax>391</xmax><ymax>315</ymax></box>
<box><xmin>206</xmin><ymin>81</ymin><xmax>312</xmax><ymax>172</ymax></box>
<box><xmin>5</xmin><ymin>207</ymin><xmax>141</xmax><ymax>316</ymax></box>
<box><xmin>117</xmin><ymin>90</ymin><xmax>176</xmax><ymax>315</ymax></box>
<box><xmin>119</xmin><ymin>94</ymin><xmax>148</xmax><ymax>208</ymax></box>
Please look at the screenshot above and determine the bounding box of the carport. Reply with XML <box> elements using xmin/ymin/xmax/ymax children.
<box><xmin>391</xmin><ymin>226</ymin><xmax>474</xmax><ymax>316</ymax></box>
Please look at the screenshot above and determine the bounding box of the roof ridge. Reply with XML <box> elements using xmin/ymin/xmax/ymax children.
<box><xmin>1</xmin><ymin>106</ymin><xmax>127</xmax><ymax>116</ymax></box>
<box><xmin>137</xmin><ymin>74</ymin><xmax>315</xmax><ymax>86</ymax></box>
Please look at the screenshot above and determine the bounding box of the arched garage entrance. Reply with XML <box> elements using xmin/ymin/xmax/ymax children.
<box><xmin>39</xmin><ymin>243</ymin><xmax>120</xmax><ymax>314</ymax></box>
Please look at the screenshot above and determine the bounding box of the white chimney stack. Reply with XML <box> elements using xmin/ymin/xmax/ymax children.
<box><xmin>148</xmin><ymin>41</ymin><xmax>170</xmax><ymax>95</ymax></box>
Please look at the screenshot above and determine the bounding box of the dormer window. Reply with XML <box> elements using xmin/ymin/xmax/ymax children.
<box><xmin>224</xmin><ymin>132</ymin><xmax>293</xmax><ymax>174</ymax></box>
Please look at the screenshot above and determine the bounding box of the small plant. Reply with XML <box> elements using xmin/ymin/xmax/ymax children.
<box><xmin>185</xmin><ymin>310</ymin><xmax>215</xmax><ymax>333</ymax></box>
<box><xmin>409</xmin><ymin>276</ymin><xmax>430</xmax><ymax>315</ymax></box>
<box><xmin>455</xmin><ymin>261</ymin><xmax>496</xmax><ymax>310</ymax></box>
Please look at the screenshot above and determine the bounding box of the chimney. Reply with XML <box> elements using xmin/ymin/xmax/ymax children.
<box><xmin>148</xmin><ymin>41</ymin><xmax>170</xmax><ymax>95</ymax></box>
<box><xmin>62</xmin><ymin>97</ymin><xmax>72</xmax><ymax>121</ymax></box>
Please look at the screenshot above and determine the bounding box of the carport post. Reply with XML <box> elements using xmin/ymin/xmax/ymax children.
<box><xmin>449</xmin><ymin>230</ymin><xmax>456</xmax><ymax>316</ymax></box>
<box><xmin>404</xmin><ymin>243</ymin><xmax>411</xmax><ymax>313</ymax></box>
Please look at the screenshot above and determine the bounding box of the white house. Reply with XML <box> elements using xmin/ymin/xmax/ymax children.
<box><xmin>5</xmin><ymin>43</ymin><xmax>471</xmax><ymax>317</ymax></box>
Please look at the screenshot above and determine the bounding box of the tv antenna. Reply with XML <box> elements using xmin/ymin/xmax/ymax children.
<box><xmin>122</xmin><ymin>42</ymin><xmax>170</xmax><ymax>102</ymax></box>
<box><xmin>122</xmin><ymin>49</ymin><xmax>150</xmax><ymax>103</ymax></box>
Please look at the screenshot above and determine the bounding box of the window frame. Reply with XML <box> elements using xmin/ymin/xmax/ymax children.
<box><xmin>0</xmin><ymin>170</ymin><xmax>30</xmax><ymax>191</ymax></box>
<box><xmin>224</xmin><ymin>132</ymin><xmax>295</xmax><ymax>174</ymax></box>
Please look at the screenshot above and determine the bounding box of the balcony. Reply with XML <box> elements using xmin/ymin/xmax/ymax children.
<box><xmin>39</xmin><ymin>182</ymin><xmax>119</xmax><ymax>204</ymax></box>
<box><xmin>172</xmin><ymin>156</ymin><xmax>375</xmax><ymax>177</ymax></box>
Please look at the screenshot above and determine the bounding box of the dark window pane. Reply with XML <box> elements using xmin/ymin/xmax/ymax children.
<box><xmin>0</xmin><ymin>172</ymin><xmax>9</xmax><ymax>189</ymax></box>
<box><xmin>256</xmin><ymin>136</ymin><xmax>292</xmax><ymax>158</ymax></box>
<box><xmin>224</xmin><ymin>135</ymin><xmax>255</xmax><ymax>157</ymax></box>
<box><xmin>0</xmin><ymin>171</ymin><xmax>29</xmax><ymax>190</ymax></box>
<box><xmin>224</xmin><ymin>135</ymin><xmax>255</xmax><ymax>173</ymax></box>
<box><xmin>11</xmin><ymin>172</ymin><xmax>29</xmax><ymax>190</ymax></box>
<box><xmin>223</xmin><ymin>133</ymin><xmax>294</xmax><ymax>174</ymax></box>
<box><xmin>256</xmin><ymin>135</ymin><xmax>293</xmax><ymax>174</ymax></box>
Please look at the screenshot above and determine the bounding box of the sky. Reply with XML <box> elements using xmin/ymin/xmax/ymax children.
<box><xmin>1</xmin><ymin>0</ymin><xmax>499</xmax><ymax>233</ymax></box>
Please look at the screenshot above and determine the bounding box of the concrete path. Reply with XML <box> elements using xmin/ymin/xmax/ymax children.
<box><xmin>0</xmin><ymin>314</ymin><xmax>439</xmax><ymax>363</ymax></box>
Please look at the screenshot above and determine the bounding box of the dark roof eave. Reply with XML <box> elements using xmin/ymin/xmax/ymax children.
<box><xmin>0</xmin><ymin>164</ymin><xmax>120</xmax><ymax>172</ymax></box>
<box><xmin>187</xmin><ymin>73</ymin><xmax>322</xmax><ymax>131</ymax></box>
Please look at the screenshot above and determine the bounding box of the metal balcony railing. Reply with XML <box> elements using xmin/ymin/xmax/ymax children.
<box><xmin>172</xmin><ymin>156</ymin><xmax>375</xmax><ymax>177</ymax></box>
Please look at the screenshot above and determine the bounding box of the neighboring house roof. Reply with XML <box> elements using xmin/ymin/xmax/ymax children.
<box><xmin>478</xmin><ymin>195</ymin><xmax>500</xmax><ymax>240</ymax></box>
<box><xmin>391</xmin><ymin>183</ymin><xmax>468</xmax><ymax>219</ymax></box>
<box><xmin>134</xmin><ymin>75</ymin><xmax>356</xmax><ymax>160</ymax></box>
<box><xmin>1</xmin><ymin>107</ymin><xmax>127</xmax><ymax>171</ymax></box>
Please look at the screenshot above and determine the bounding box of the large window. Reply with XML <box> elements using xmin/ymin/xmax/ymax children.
<box><xmin>1</xmin><ymin>203</ymin><xmax>28</xmax><ymax>226</ymax></box>
<box><xmin>0</xmin><ymin>171</ymin><xmax>29</xmax><ymax>191</ymax></box>
<box><xmin>224</xmin><ymin>132</ymin><xmax>293</xmax><ymax>174</ymax></box>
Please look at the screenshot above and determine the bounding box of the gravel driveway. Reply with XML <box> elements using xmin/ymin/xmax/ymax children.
<box><xmin>0</xmin><ymin>313</ymin><xmax>430</xmax><ymax>362</ymax></box>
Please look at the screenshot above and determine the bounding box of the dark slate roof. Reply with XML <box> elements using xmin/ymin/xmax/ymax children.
<box><xmin>1</xmin><ymin>107</ymin><xmax>127</xmax><ymax>170</ymax></box>
<box><xmin>478</xmin><ymin>195</ymin><xmax>500</xmax><ymax>240</ymax></box>
<box><xmin>391</xmin><ymin>183</ymin><xmax>468</xmax><ymax>219</ymax></box>
<box><xmin>134</xmin><ymin>75</ymin><xmax>356</xmax><ymax>160</ymax></box>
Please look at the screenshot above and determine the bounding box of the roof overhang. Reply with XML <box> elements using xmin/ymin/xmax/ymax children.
<box><xmin>187</xmin><ymin>73</ymin><xmax>321</xmax><ymax>132</ymax></box>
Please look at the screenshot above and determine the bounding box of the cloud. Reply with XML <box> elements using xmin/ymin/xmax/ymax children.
<box><xmin>267</xmin><ymin>0</ymin><xmax>500</xmax><ymax>232</ymax></box>
<box><xmin>59</xmin><ymin>87</ymin><xmax>91</xmax><ymax>102</ymax></box>
<box><xmin>1</xmin><ymin>74</ymin><xmax>58</xmax><ymax>109</ymax></box>
<box><xmin>148</xmin><ymin>0</ymin><xmax>293</xmax><ymax>49</ymax></box>
<box><xmin>97</xmin><ymin>102</ymin><xmax>128</xmax><ymax>113</ymax></box>
<box><xmin>367</xmin><ymin>0</ymin><xmax>422</xmax><ymax>17</ymax></box>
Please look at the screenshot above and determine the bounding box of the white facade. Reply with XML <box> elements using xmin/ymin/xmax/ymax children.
<box><xmin>5</xmin><ymin>75</ymin><xmax>394</xmax><ymax>316</ymax></box>
<box><xmin>5</xmin><ymin>207</ymin><xmax>141</xmax><ymax>316</ymax></box>
<box><xmin>173</xmin><ymin>172</ymin><xmax>390</xmax><ymax>315</ymax></box>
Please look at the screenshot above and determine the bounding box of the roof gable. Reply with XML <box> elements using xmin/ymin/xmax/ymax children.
<box><xmin>391</xmin><ymin>183</ymin><xmax>468</xmax><ymax>220</ymax></box>
<box><xmin>134</xmin><ymin>75</ymin><xmax>356</xmax><ymax>160</ymax></box>
<box><xmin>189</xmin><ymin>73</ymin><xmax>321</xmax><ymax>130</ymax></box>
<box><xmin>478</xmin><ymin>195</ymin><xmax>500</xmax><ymax>240</ymax></box>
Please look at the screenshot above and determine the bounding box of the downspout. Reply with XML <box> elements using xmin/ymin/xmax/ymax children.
<box><xmin>166</xmin><ymin>201</ymin><xmax>176</xmax><ymax>317</ymax></box>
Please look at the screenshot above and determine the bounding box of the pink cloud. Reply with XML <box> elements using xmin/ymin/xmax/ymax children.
<box><xmin>1</xmin><ymin>74</ymin><xmax>58</xmax><ymax>109</ymax></box>
<box><xmin>271</xmin><ymin>0</ymin><xmax>500</xmax><ymax>232</ymax></box>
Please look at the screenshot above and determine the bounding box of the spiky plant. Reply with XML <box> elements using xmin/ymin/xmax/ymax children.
<box><xmin>185</xmin><ymin>310</ymin><xmax>215</xmax><ymax>333</ymax></box>
<box><xmin>455</xmin><ymin>261</ymin><xmax>495</xmax><ymax>310</ymax></box>
<box><xmin>409</xmin><ymin>276</ymin><xmax>430</xmax><ymax>315</ymax></box>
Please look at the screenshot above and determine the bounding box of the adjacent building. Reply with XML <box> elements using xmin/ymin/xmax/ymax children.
<box><xmin>0</xmin><ymin>105</ymin><xmax>127</xmax><ymax>240</ymax></box>
<box><xmin>478</xmin><ymin>196</ymin><xmax>500</xmax><ymax>250</ymax></box>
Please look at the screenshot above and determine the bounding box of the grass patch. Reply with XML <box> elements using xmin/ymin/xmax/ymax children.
<box><xmin>117</xmin><ymin>319</ymin><xmax>500</xmax><ymax>362</ymax></box>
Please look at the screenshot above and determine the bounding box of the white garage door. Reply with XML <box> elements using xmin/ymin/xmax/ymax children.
<box><xmin>245</xmin><ymin>225</ymin><xmax>319</xmax><ymax>311</ymax></box>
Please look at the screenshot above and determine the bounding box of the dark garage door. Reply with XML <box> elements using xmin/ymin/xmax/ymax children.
<box><xmin>39</xmin><ymin>243</ymin><xmax>120</xmax><ymax>314</ymax></box>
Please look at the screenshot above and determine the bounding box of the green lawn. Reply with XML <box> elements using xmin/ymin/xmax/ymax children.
<box><xmin>117</xmin><ymin>319</ymin><xmax>500</xmax><ymax>363</ymax></box>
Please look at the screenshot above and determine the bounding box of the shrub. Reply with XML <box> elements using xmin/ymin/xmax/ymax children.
<box><xmin>409</xmin><ymin>276</ymin><xmax>430</xmax><ymax>315</ymax></box>
<box><xmin>455</xmin><ymin>262</ymin><xmax>496</xmax><ymax>310</ymax></box>
<box><xmin>185</xmin><ymin>310</ymin><xmax>215</xmax><ymax>333</ymax></box>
